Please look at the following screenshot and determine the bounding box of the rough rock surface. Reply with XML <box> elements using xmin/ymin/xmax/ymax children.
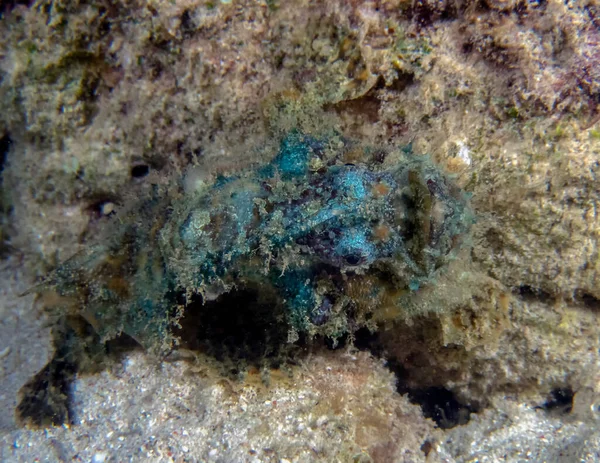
<box><xmin>1</xmin><ymin>0</ymin><xmax>599</xmax><ymax>461</ymax></box>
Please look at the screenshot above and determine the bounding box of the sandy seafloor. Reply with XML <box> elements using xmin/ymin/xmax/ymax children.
<box><xmin>0</xmin><ymin>257</ymin><xmax>598</xmax><ymax>462</ymax></box>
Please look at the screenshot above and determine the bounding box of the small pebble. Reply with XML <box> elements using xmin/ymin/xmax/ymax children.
<box><xmin>101</xmin><ymin>202</ymin><xmax>115</xmax><ymax>216</ymax></box>
<box><xmin>316</xmin><ymin>415</ymin><xmax>328</xmax><ymax>427</ymax></box>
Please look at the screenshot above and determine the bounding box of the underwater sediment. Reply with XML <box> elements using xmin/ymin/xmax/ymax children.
<box><xmin>1</xmin><ymin>0</ymin><xmax>599</xmax><ymax>461</ymax></box>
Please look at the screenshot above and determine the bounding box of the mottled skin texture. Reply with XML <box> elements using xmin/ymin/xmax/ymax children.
<box><xmin>40</xmin><ymin>131</ymin><xmax>472</xmax><ymax>349</ymax></box>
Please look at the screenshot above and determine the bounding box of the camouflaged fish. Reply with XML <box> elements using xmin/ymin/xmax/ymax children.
<box><xmin>35</xmin><ymin>131</ymin><xmax>473</xmax><ymax>351</ymax></box>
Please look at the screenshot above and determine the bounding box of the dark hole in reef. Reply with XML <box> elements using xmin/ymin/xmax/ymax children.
<box><xmin>0</xmin><ymin>133</ymin><xmax>11</xmax><ymax>174</ymax></box>
<box><xmin>0</xmin><ymin>0</ymin><xmax>32</xmax><ymax>16</ymax></box>
<box><xmin>174</xmin><ymin>288</ymin><xmax>293</xmax><ymax>373</ymax></box>
<box><xmin>131</xmin><ymin>164</ymin><xmax>150</xmax><ymax>178</ymax></box>
<box><xmin>148</xmin><ymin>59</ymin><xmax>164</xmax><ymax>80</ymax></box>
<box><xmin>514</xmin><ymin>285</ymin><xmax>553</xmax><ymax>303</ymax></box>
<box><xmin>351</xmin><ymin>327</ymin><xmax>475</xmax><ymax>429</ymax></box>
<box><xmin>373</xmin><ymin>72</ymin><xmax>415</xmax><ymax>93</ymax></box>
<box><xmin>402</xmin><ymin>386</ymin><xmax>473</xmax><ymax>429</ymax></box>
<box><xmin>385</xmin><ymin>357</ymin><xmax>475</xmax><ymax>429</ymax></box>
<box><xmin>180</xmin><ymin>9</ymin><xmax>196</xmax><ymax>38</ymax></box>
<box><xmin>540</xmin><ymin>387</ymin><xmax>574</xmax><ymax>414</ymax></box>
<box><xmin>462</xmin><ymin>41</ymin><xmax>474</xmax><ymax>54</ymax></box>
<box><xmin>410</xmin><ymin>0</ymin><xmax>457</xmax><ymax>27</ymax></box>
<box><xmin>574</xmin><ymin>289</ymin><xmax>600</xmax><ymax>311</ymax></box>
<box><xmin>105</xmin><ymin>332</ymin><xmax>143</xmax><ymax>358</ymax></box>
<box><xmin>319</xmin><ymin>331</ymin><xmax>349</xmax><ymax>351</ymax></box>
<box><xmin>353</xmin><ymin>326</ymin><xmax>386</xmax><ymax>356</ymax></box>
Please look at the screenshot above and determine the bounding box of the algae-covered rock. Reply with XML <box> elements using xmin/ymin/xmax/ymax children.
<box><xmin>1</xmin><ymin>0</ymin><xmax>600</xmax><ymax>460</ymax></box>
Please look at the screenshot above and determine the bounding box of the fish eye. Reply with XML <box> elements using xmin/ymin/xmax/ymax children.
<box><xmin>345</xmin><ymin>254</ymin><xmax>362</xmax><ymax>266</ymax></box>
